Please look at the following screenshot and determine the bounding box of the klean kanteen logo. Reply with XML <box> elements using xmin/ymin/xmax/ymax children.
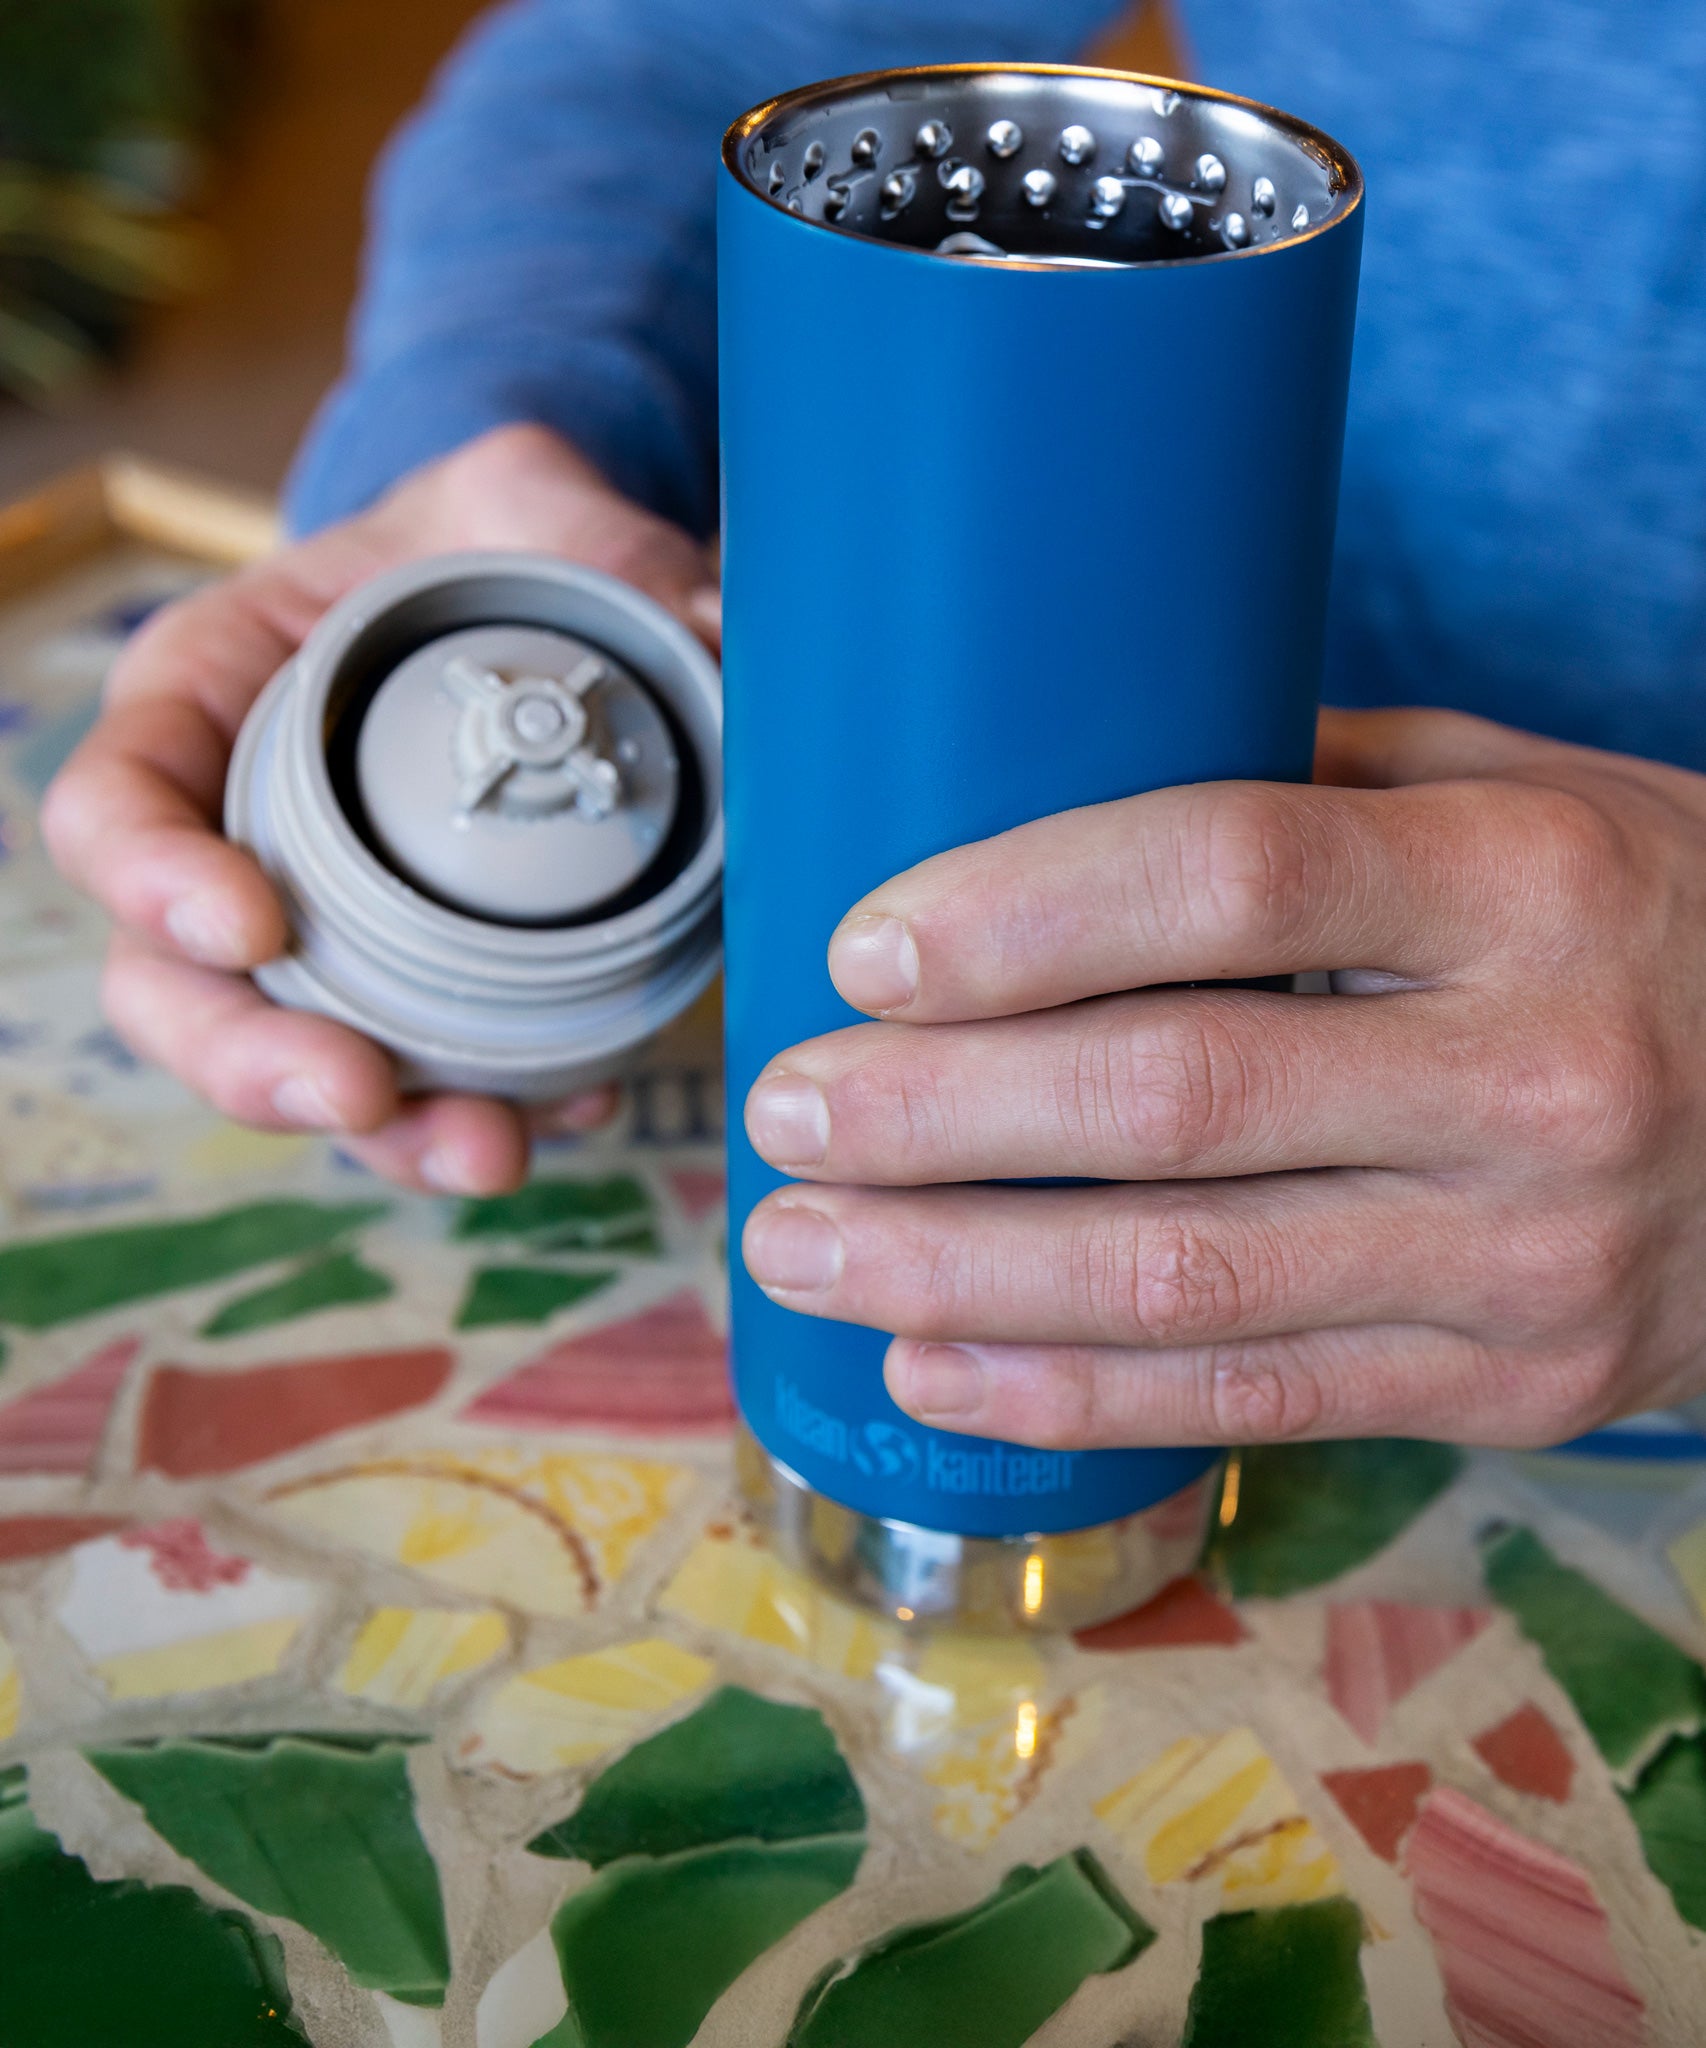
<box><xmin>775</xmin><ymin>1376</ymin><xmax>850</xmax><ymax>1461</ymax></box>
<box><xmin>775</xmin><ymin>1379</ymin><xmax>1076</xmax><ymax>1499</ymax></box>
<box><xmin>925</xmin><ymin>1438</ymin><xmax>1078</xmax><ymax>1498</ymax></box>
<box><xmin>850</xmin><ymin>1420</ymin><xmax>921</xmax><ymax>1482</ymax></box>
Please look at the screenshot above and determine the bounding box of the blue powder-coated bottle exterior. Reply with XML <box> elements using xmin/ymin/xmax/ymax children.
<box><xmin>718</xmin><ymin>114</ymin><xmax>1363</xmax><ymax>1539</ymax></box>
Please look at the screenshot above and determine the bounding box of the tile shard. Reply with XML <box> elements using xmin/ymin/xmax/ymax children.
<box><xmin>87</xmin><ymin>1733</ymin><xmax>452</xmax><ymax>2007</ymax></box>
<box><xmin>1621</xmin><ymin>1731</ymin><xmax>1706</xmax><ymax>1933</ymax></box>
<box><xmin>56</xmin><ymin>1519</ymin><xmax>317</xmax><ymax>1699</ymax></box>
<box><xmin>1480</xmin><ymin>1524</ymin><xmax>1706</xmax><ymax>1779</ymax></box>
<box><xmin>523</xmin><ymin>1684</ymin><xmax>868</xmax><ymax>2048</ymax></box>
<box><xmin>339</xmin><ymin>1607</ymin><xmax>509</xmax><ymax>1708</ymax></box>
<box><xmin>0</xmin><ymin>1198</ymin><xmax>388</xmax><ymax>1329</ymax></box>
<box><xmin>1323</xmin><ymin>1602</ymin><xmax>1491</xmax><ymax>1744</ymax></box>
<box><xmin>541</xmin><ymin>1834</ymin><xmax>864</xmax><ymax>2048</ymax></box>
<box><xmin>1075</xmin><ymin>1572</ymin><xmax>1247</xmax><ymax>1650</ymax></box>
<box><xmin>1095</xmin><ymin>1726</ymin><xmax>1342</xmax><ymax>1909</ymax></box>
<box><xmin>528</xmin><ymin>1686</ymin><xmax>863</xmax><ymax>1865</ymax></box>
<box><xmin>1180</xmin><ymin>1898</ymin><xmax>1375</xmax><ymax>2048</ymax></box>
<box><xmin>787</xmin><ymin>1849</ymin><xmax>1153</xmax><ymax>2048</ymax></box>
<box><xmin>1406</xmin><ymin>1785</ymin><xmax>1645</xmax><ymax>2048</ymax></box>
<box><xmin>453</xmin><ymin>1175</ymin><xmax>659</xmax><ymax>1255</ymax></box>
<box><xmin>0</xmin><ymin>1513</ymin><xmax>127</xmax><ymax>1562</ymax></box>
<box><xmin>0</xmin><ymin>1333</ymin><xmax>139</xmax><ymax>1475</ymax></box>
<box><xmin>457</xmin><ymin>1637</ymin><xmax>712</xmax><ymax>1777</ymax></box>
<box><xmin>460</xmin><ymin>1288</ymin><xmax>731</xmax><ymax>1433</ymax></box>
<box><xmin>265</xmin><ymin>1448</ymin><xmax>689</xmax><ymax>1616</ymax></box>
<box><xmin>139</xmin><ymin>1346</ymin><xmax>453</xmax><ymax>1477</ymax></box>
<box><xmin>454</xmin><ymin>1266</ymin><xmax>614</xmax><ymax>1331</ymax></box>
<box><xmin>1208</xmin><ymin>1440</ymin><xmax>1462</xmax><ymax>1598</ymax></box>
<box><xmin>1471</xmin><ymin>1702</ymin><xmax>1575</xmax><ymax>1804</ymax></box>
<box><xmin>0</xmin><ymin>1764</ymin><xmax>303</xmax><ymax>2048</ymax></box>
<box><xmin>200</xmin><ymin>1249</ymin><xmax>395</xmax><ymax>1337</ymax></box>
<box><xmin>1319</xmin><ymin>1762</ymin><xmax>1432</xmax><ymax>1865</ymax></box>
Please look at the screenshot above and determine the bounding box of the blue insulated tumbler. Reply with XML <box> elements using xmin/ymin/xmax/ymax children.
<box><xmin>719</xmin><ymin>66</ymin><xmax>1363</xmax><ymax>1629</ymax></box>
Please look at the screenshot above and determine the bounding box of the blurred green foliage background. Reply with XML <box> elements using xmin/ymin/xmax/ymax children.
<box><xmin>0</xmin><ymin>0</ymin><xmax>259</xmax><ymax>402</ymax></box>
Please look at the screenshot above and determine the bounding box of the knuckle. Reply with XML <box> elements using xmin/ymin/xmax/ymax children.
<box><xmin>1203</xmin><ymin>1345</ymin><xmax>1327</xmax><ymax>1441</ymax></box>
<box><xmin>1501</xmin><ymin>1023</ymin><xmax>1665</xmax><ymax>1171</ymax></box>
<box><xmin>1526</xmin><ymin>1340</ymin><xmax>1626</xmax><ymax>1445</ymax></box>
<box><xmin>1194</xmin><ymin>786</ymin><xmax>1315</xmax><ymax>952</ymax></box>
<box><xmin>1074</xmin><ymin>1008</ymin><xmax>1257</xmax><ymax>1171</ymax></box>
<box><xmin>1121</xmin><ymin>1211</ymin><xmax>1265</xmax><ymax>1345</ymax></box>
<box><xmin>1514</xmin><ymin>786</ymin><xmax>1625</xmax><ymax>924</ymax></box>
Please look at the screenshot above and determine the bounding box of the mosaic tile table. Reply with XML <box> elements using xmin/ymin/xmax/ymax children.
<box><xmin>1</xmin><ymin>492</ymin><xmax>1705</xmax><ymax>2048</ymax></box>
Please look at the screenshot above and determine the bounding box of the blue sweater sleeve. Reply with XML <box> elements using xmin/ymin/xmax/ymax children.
<box><xmin>286</xmin><ymin>0</ymin><xmax>1124</xmax><ymax>537</ymax></box>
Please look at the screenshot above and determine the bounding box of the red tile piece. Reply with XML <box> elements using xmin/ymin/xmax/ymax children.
<box><xmin>1472</xmin><ymin>1702</ymin><xmax>1575</xmax><ymax>1804</ymax></box>
<box><xmin>0</xmin><ymin>1515</ymin><xmax>126</xmax><ymax>1562</ymax></box>
<box><xmin>1075</xmin><ymin>1572</ymin><xmax>1247</xmax><ymax>1650</ymax></box>
<box><xmin>460</xmin><ymin>1289</ymin><xmax>733</xmax><ymax>1434</ymax></box>
<box><xmin>0</xmin><ymin>1335</ymin><xmax>140</xmax><ymax>1475</ymax></box>
<box><xmin>1408</xmin><ymin>1785</ymin><xmax>1644</xmax><ymax>2048</ymax></box>
<box><xmin>137</xmin><ymin>1346</ymin><xmax>454</xmax><ymax>1478</ymax></box>
<box><xmin>668</xmin><ymin>1170</ymin><xmax>725</xmax><ymax>1224</ymax></box>
<box><xmin>1321</xmin><ymin>1761</ymin><xmax>1433</xmax><ymax>1863</ymax></box>
<box><xmin>1324</xmin><ymin>1601</ymin><xmax>1492</xmax><ymax>1744</ymax></box>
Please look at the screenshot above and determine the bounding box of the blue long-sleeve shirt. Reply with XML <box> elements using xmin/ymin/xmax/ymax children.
<box><xmin>289</xmin><ymin>1</ymin><xmax>1706</xmax><ymax>769</ymax></box>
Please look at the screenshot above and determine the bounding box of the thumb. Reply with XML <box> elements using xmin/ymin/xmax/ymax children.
<box><xmin>393</xmin><ymin>424</ymin><xmax>721</xmax><ymax>652</ymax></box>
<box><xmin>1315</xmin><ymin>704</ymin><xmax>1545</xmax><ymax>790</ymax></box>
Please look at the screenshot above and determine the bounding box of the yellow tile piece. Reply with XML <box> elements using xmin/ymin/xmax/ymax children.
<box><xmin>339</xmin><ymin>1607</ymin><xmax>508</xmax><ymax>1708</ymax></box>
<box><xmin>267</xmin><ymin>1450</ymin><xmax>691</xmax><ymax>1615</ymax></box>
<box><xmin>912</xmin><ymin>1635</ymin><xmax>1047</xmax><ymax>1729</ymax></box>
<box><xmin>181</xmin><ymin>1122</ymin><xmax>313</xmax><ymax>1181</ymax></box>
<box><xmin>1668</xmin><ymin>1521</ymin><xmax>1706</xmax><ymax>1626</ymax></box>
<box><xmin>924</xmin><ymin>1686</ymin><xmax>1107</xmax><ymax>1850</ymax></box>
<box><xmin>660</xmin><ymin>1522</ymin><xmax>901</xmax><ymax>1678</ymax></box>
<box><xmin>95</xmin><ymin>1616</ymin><xmax>304</xmax><ymax>1701</ymax></box>
<box><xmin>459</xmin><ymin>1638</ymin><xmax>714</xmax><ymax>1777</ymax></box>
<box><xmin>1095</xmin><ymin>1727</ymin><xmax>1342</xmax><ymax>1908</ymax></box>
<box><xmin>0</xmin><ymin>1631</ymin><xmax>18</xmax><ymax>1741</ymax></box>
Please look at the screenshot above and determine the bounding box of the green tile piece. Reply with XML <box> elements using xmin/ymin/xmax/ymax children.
<box><xmin>201</xmin><ymin>1249</ymin><xmax>396</xmax><ymax>1337</ymax></box>
<box><xmin>1181</xmin><ymin>1900</ymin><xmax>1374</xmax><ymax>2048</ymax></box>
<box><xmin>87</xmin><ymin>1733</ymin><xmax>450</xmax><ymax>2006</ymax></box>
<box><xmin>0</xmin><ymin>1764</ymin><xmax>303</xmax><ymax>2047</ymax></box>
<box><xmin>455</xmin><ymin>1176</ymin><xmax>659</xmax><ymax>1255</ymax></box>
<box><xmin>0</xmin><ymin>1199</ymin><xmax>389</xmax><ymax>1330</ymax></box>
<box><xmin>1481</xmin><ymin>1525</ymin><xmax>1706</xmax><ymax>1774</ymax></box>
<box><xmin>787</xmin><ymin>1849</ymin><xmax>1152</xmax><ymax>2048</ymax></box>
<box><xmin>455</xmin><ymin>1265</ymin><xmax>616</xmax><ymax>1330</ymax></box>
<box><xmin>1622</xmin><ymin>1733</ymin><xmax>1706</xmax><ymax>1929</ymax></box>
<box><xmin>1209</xmin><ymin>1440</ymin><xmax>1463</xmax><ymax>1597</ymax></box>
<box><xmin>528</xmin><ymin>1686</ymin><xmax>864</xmax><ymax>1866</ymax></box>
<box><xmin>535</xmin><ymin>1834</ymin><xmax>866</xmax><ymax>2048</ymax></box>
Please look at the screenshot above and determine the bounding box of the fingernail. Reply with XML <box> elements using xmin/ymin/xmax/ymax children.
<box><xmin>744</xmin><ymin>1204</ymin><xmax>842</xmax><ymax>1293</ymax></box>
<box><xmin>537</xmin><ymin>1087</ymin><xmax>619</xmax><ymax>1134</ymax></box>
<box><xmin>829</xmin><ymin>913</ymin><xmax>918</xmax><ymax>1013</ymax></box>
<box><xmin>893</xmin><ymin>1342</ymin><xmax>984</xmax><ymax>1419</ymax></box>
<box><xmin>166</xmin><ymin>894</ymin><xmax>245</xmax><ymax>967</ymax></box>
<box><xmin>271</xmin><ymin>1076</ymin><xmax>343</xmax><ymax>1131</ymax></box>
<box><xmin>745</xmin><ymin>1072</ymin><xmax>830</xmax><ymax>1167</ymax></box>
<box><xmin>687</xmin><ymin>586</ymin><xmax>722</xmax><ymax>638</ymax></box>
<box><xmin>420</xmin><ymin>1147</ymin><xmax>475</xmax><ymax>1194</ymax></box>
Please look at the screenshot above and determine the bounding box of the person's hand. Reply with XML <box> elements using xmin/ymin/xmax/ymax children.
<box><xmin>740</xmin><ymin>709</ymin><xmax>1706</xmax><ymax>1451</ymax></box>
<box><xmin>42</xmin><ymin>424</ymin><xmax>719</xmax><ymax>1193</ymax></box>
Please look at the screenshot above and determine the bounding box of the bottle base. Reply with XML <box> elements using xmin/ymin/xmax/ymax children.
<box><xmin>736</xmin><ymin>1426</ymin><xmax>1224</xmax><ymax>1634</ymax></box>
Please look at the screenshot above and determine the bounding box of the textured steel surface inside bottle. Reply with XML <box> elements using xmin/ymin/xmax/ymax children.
<box><xmin>719</xmin><ymin>66</ymin><xmax>1364</xmax><ymax>1628</ymax></box>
